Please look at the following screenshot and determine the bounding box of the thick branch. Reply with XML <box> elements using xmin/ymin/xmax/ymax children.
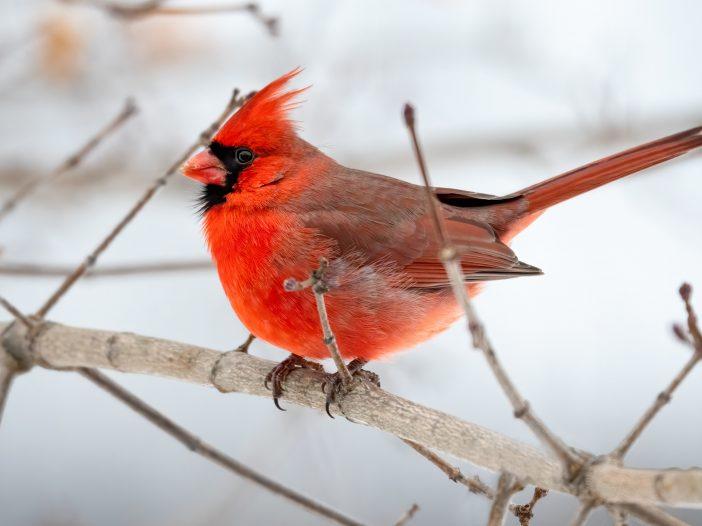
<box><xmin>3</xmin><ymin>320</ymin><xmax>701</xmax><ymax>507</ymax></box>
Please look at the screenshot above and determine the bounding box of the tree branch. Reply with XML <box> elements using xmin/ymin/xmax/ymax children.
<box><xmin>0</xmin><ymin>260</ymin><xmax>212</xmax><ymax>278</ymax></box>
<box><xmin>33</xmin><ymin>89</ymin><xmax>246</xmax><ymax>319</ymax></box>
<box><xmin>488</xmin><ymin>472</ymin><xmax>522</xmax><ymax>526</ymax></box>
<box><xmin>611</xmin><ymin>284</ymin><xmax>702</xmax><ymax>459</ymax></box>
<box><xmin>3</xmin><ymin>320</ymin><xmax>701</xmax><ymax>508</ymax></box>
<box><xmin>393</xmin><ymin>503</ymin><xmax>419</xmax><ymax>526</ymax></box>
<box><xmin>59</xmin><ymin>0</ymin><xmax>279</xmax><ymax>36</ymax></box>
<box><xmin>284</xmin><ymin>259</ymin><xmax>352</xmax><ymax>386</ymax></box>
<box><xmin>402</xmin><ymin>102</ymin><xmax>582</xmax><ymax>476</ymax></box>
<box><xmin>402</xmin><ymin>439</ymin><xmax>494</xmax><ymax>497</ymax></box>
<box><xmin>0</xmin><ymin>99</ymin><xmax>137</xmax><ymax>224</ymax></box>
<box><xmin>78</xmin><ymin>367</ymin><xmax>366</xmax><ymax>526</ymax></box>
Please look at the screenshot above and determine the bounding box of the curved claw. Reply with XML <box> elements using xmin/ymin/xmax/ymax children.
<box><xmin>264</xmin><ymin>354</ymin><xmax>322</xmax><ymax>411</ymax></box>
<box><xmin>321</xmin><ymin>359</ymin><xmax>380</xmax><ymax>419</ymax></box>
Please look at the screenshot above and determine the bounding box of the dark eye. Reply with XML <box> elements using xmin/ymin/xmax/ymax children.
<box><xmin>235</xmin><ymin>148</ymin><xmax>254</xmax><ymax>165</ymax></box>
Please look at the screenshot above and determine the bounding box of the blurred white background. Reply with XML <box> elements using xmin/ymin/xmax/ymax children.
<box><xmin>1</xmin><ymin>1</ymin><xmax>701</xmax><ymax>524</ymax></box>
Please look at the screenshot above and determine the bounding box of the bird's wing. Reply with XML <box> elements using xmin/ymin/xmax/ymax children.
<box><xmin>293</xmin><ymin>168</ymin><xmax>541</xmax><ymax>289</ymax></box>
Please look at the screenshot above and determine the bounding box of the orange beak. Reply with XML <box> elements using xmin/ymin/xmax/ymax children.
<box><xmin>181</xmin><ymin>149</ymin><xmax>226</xmax><ymax>185</ymax></box>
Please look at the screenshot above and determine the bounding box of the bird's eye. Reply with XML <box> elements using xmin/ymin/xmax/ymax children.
<box><xmin>235</xmin><ymin>148</ymin><xmax>254</xmax><ymax>165</ymax></box>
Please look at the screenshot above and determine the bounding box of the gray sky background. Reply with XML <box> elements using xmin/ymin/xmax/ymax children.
<box><xmin>1</xmin><ymin>1</ymin><xmax>701</xmax><ymax>525</ymax></box>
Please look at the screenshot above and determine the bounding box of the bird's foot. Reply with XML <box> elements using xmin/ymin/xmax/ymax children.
<box><xmin>321</xmin><ymin>358</ymin><xmax>380</xmax><ymax>418</ymax></box>
<box><xmin>233</xmin><ymin>333</ymin><xmax>255</xmax><ymax>354</ymax></box>
<box><xmin>265</xmin><ymin>354</ymin><xmax>323</xmax><ymax>410</ymax></box>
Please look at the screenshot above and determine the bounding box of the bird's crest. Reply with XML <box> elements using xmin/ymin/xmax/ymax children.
<box><xmin>213</xmin><ymin>68</ymin><xmax>307</xmax><ymax>154</ymax></box>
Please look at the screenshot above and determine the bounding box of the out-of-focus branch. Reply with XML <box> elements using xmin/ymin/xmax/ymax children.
<box><xmin>33</xmin><ymin>89</ymin><xmax>246</xmax><ymax>319</ymax></box>
<box><xmin>0</xmin><ymin>99</ymin><xmax>137</xmax><ymax>224</ymax></box>
<box><xmin>619</xmin><ymin>503</ymin><xmax>688</xmax><ymax>526</ymax></box>
<box><xmin>79</xmin><ymin>368</ymin><xmax>366</xmax><ymax>526</ymax></box>
<box><xmin>402</xmin><ymin>102</ymin><xmax>582</xmax><ymax>476</ymax></box>
<box><xmin>3</xmin><ymin>320</ymin><xmax>702</xmax><ymax>508</ymax></box>
<box><xmin>393</xmin><ymin>503</ymin><xmax>419</xmax><ymax>526</ymax></box>
<box><xmin>0</xmin><ymin>343</ymin><xmax>18</xmax><ymax>425</ymax></box>
<box><xmin>570</xmin><ymin>501</ymin><xmax>596</xmax><ymax>526</ymax></box>
<box><xmin>59</xmin><ymin>0</ymin><xmax>279</xmax><ymax>36</ymax></box>
<box><xmin>0</xmin><ymin>260</ymin><xmax>211</xmax><ymax>278</ymax></box>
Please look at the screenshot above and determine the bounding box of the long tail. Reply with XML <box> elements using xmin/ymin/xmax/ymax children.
<box><xmin>512</xmin><ymin>126</ymin><xmax>702</xmax><ymax>214</ymax></box>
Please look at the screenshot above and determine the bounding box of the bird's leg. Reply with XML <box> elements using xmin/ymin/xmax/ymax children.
<box><xmin>321</xmin><ymin>358</ymin><xmax>380</xmax><ymax>418</ymax></box>
<box><xmin>233</xmin><ymin>333</ymin><xmax>255</xmax><ymax>353</ymax></box>
<box><xmin>264</xmin><ymin>354</ymin><xmax>323</xmax><ymax>410</ymax></box>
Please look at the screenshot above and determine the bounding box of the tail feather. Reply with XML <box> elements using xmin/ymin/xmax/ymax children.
<box><xmin>512</xmin><ymin>126</ymin><xmax>702</xmax><ymax>214</ymax></box>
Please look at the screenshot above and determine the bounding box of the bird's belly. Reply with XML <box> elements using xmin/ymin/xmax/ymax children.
<box><xmin>220</xmin><ymin>255</ymin><xmax>464</xmax><ymax>361</ymax></box>
<box><xmin>206</xmin><ymin>210</ymin><xmax>465</xmax><ymax>361</ymax></box>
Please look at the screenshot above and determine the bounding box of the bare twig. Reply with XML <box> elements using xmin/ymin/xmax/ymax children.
<box><xmin>0</xmin><ymin>99</ymin><xmax>137</xmax><ymax>223</ymax></box>
<box><xmin>0</xmin><ymin>260</ymin><xmax>212</xmax><ymax>278</ymax></box>
<box><xmin>402</xmin><ymin>102</ymin><xmax>582</xmax><ymax>477</ymax></box>
<box><xmin>488</xmin><ymin>472</ymin><xmax>522</xmax><ymax>526</ymax></box>
<box><xmin>618</xmin><ymin>504</ymin><xmax>689</xmax><ymax>526</ymax></box>
<box><xmin>0</xmin><ymin>349</ymin><xmax>18</xmax><ymax>425</ymax></box>
<box><xmin>402</xmin><ymin>439</ymin><xmax>494</xmax><ymax>497</ymax></box>
<box><xmin>512</xmin><ymin>487</ymin><xmax>549</xmax><ymax>526</ymax></box>
<box><xmin>393</xmin><ymin>503</ymin><xmax>419</xmax><ymax>526</ymax></box>
<box><xmin>0</xmin><ymin>295</ymin><xmax>32</xmax><ymax>329</ymax></box>
<box><xmin>78</xmin><ymin>367</ymin><xmax>365</xmax><ymax>526</ymax></box>
<box><xmin>611</xmin><ymin>284</ymin><xmax>702</xmax><ymax>459</ymax></box>
<box><xmin>60</xmin><ymin>0</ymin><xmax>279</xmax><ymax>36</ymax></box>
<box><xmin>607</xmin><ymin>506</ymin><xmax>628</xmax><ymax>526</ymax></box>
<box><xmin>284</xmin><ymin>259</ymin><xmax>352</xmax><ymax>386</ymax></box>
<box><xmin>570</xmin><ymin>500</ymin><xmax>596</xmax><ymax>526</ymax></box>
<box><xmin>34</xmin><ymin>89</ymin><xmax>245</xmax><ymax>319</ymax></box>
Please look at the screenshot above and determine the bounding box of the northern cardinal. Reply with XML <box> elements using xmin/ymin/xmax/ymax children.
<box><xmin>182</xmin><ymin>69</ymin><xmax>702</xmax><ymax>408</ymax></box>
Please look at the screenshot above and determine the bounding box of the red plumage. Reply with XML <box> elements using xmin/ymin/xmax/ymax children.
<box><xmin>183</xmin><ymin>69</ymin><xmax>702</xmax><ymax>364</ymax></box>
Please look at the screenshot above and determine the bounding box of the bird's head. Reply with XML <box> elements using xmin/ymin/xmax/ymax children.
<box><xmin>181</xmin><ymin>68</ymin><xmax>308</xmax><ymax>213</ymax></box>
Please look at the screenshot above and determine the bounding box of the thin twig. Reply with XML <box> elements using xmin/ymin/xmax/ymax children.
<box><xmin>611</xmin><ymin>284</ymin><xmax>702</xmax><ymax>458</ymax></box>
<box><xmin>34</xmin><ymin>89</ymin><xmax>246</xmax><ymax>319</ymax></box>
<box><xmin>618</xmin><ymin>503</ymin><xmax>689</xmax><ymax>526</ymax></box>
<box><xmin>0</xmin><ymin>352</ymin><xmax>17</xmax><ymax>426</ymax></box>
<box><xmin>607</xmin><ymin>506</ymin><xmax>628</xmax><ymax>526</ymax></box>
<box><xmin>0</xmin><ymin>295</ymin><xmax>32</xmax><ymax>329</ymax></box>
<box><xmin>284</xmin><ymin>259</ymin><xmax>352</xmax><ymax>386</ymax></box>
<box><xmin>60</xmin><ymin>0</ymin><xmax>279</xmax><ymax>36</ymax></box>
<box><xmin>488</xmin><ymin>472</ymin><xmax>522</xmax><ymax>526</ymax></box>
<box><xmin>402</xmin><ymin>439</ymin><xmax>494</xmax><ymax>497</ymax></box>
<box><xmin>512</xmin><ymin>487</ymin><xmax>549</xmax><ymax>526</ymax></box>
<box><xmin>0</xmin><ymin>260</ymin><xmax>211</xmax><ymax>278</ymax></box>
<box><xmin>570</xmin><ymin>500</ymin><xmax>596</xmax><ymax>526</ymax></box>
<box><xmin>393</xmin><ymin>503</ymin><xmax>419</xmax><ymax>526</ymax></box>
<box><xmin>0</xmin><ymin>99</ymin><xmax>137</xmax><ymax>223</ymax></box>
<box><xmin>78</xmin><ymin>368</ymin><xmax>366</xmax><ymax>526</ymax></box>
<box><xmin>402</xmin><ymin>102</ymin><xmax>582</xmax><ymax>477</ymax></box>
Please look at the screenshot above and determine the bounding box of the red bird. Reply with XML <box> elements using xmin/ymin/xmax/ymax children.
<box><xmin>182</xmin><ymin>69</ymin><xmax>702</xmax><ymax>408</ymax></box>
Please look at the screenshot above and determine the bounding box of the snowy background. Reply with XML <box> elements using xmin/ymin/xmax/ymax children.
<box><xmin>1</xmin><ymin>1</ymin><xmax>701</xmax><ymax>524</ymax></box>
